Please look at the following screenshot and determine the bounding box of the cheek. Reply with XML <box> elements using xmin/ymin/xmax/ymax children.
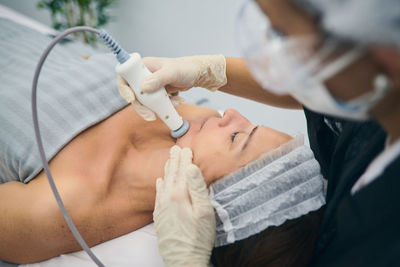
<box><xmin>193</xmin><ymin>148</ymin><xmax>240</xmax><ymax>186</ymax></box>
<box><xmin>176</xmin><ymin>132</ymin><xmax>240</xmax><ymax>184</ymax></box>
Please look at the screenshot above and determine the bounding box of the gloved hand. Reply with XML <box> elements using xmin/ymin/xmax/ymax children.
<box><xmin>141</xmin><ymin>55</ymin><xmax>227</xmax><ymax>93</ymax></box>
<box><xmin>117</xmin><ymin>75</ymin><xmax>184</xmax><ymax>121</ymax></box>
<box><xmin>153</xmin><ymin>145</ymin><xmax>216</xmax><ymax>267</ymax></box>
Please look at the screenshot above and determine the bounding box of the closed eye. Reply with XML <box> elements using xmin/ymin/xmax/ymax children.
<box><xmin>231</xmin><ymin>132</ymin><xmax>239</xmax><ymax>142</ymax></box>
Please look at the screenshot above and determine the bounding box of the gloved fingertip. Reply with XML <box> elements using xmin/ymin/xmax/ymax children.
<box><xmin>142</xmin><ymin>113</ymin><xmax>157</xmax><ymax>121</ymax></box>
<box><xmin>142</xmin><ymin>57</ymin><xmax>162</xmax><ymax>72</ymax></box>
<box><xmin>187</xmin><ymin>164</ymin><xmax>202</xmax><ymax>179</ymax></box>
<box><xmin>141</xmin><ymin>76</ymin><xmax>160</xmax><ymax>93</ymax></box>
<box><xmin>170</xmin><ymin>145</ymin><xmax>181</xmax><ymax>156</ymax></box>
<box><xmin>118</xmin><ymin>85</ymin><xmax>135</xmax><ymax>103</ymax></box>
<box><xmin>186</xmin><ymin>164</ymin><xmax>209</xmax><ymax>198</ymax></box>
<box><xmin>117</xmin><ymin>74</ymin><xmax>127</xmax><ymax>84</ymax></box>
<box><xmin>131</xmin><ymin>101</ymin><xmax>157</xmax><ymax>121</ymax></box>
<box><xmin>166</xmin><ymin>146</ymin><xmax>181</xmax><ymax>174</ymax></box>
<box><xmin>156</xmin><ymin>177</ymin><xmax>163</xmax><ymax>191</ymax></box>
<box><xmin>120</xmin><ymin>83</ymin><xmax>132</xmax><ymax>91</ymax></box>
<box><xmin>164</xmin><ymin>160</ymin><xmax>170</xmax><ymax>176</ymax></box>
<box><xmin>170</xmin><ymin>95</ymin><xmax>185</xmax><ymax>107</ymax></box>
<box><xmin>181</xmin><ymin>147</ymin><xmax>193</xmax><ymax>160</ymax></box>
<box><xmin>154</xmin><ymin>177</ymin><xmax>164</xmax><ymax>212</ymax></box>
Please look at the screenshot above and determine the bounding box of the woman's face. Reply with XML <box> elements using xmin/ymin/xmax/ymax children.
<box><xmin>176</xmin><ymin>109</ymin><xmax>292</xmax><ymax>185</ymax></box>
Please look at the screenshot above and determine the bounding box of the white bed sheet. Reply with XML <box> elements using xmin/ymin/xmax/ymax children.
<box><xmin>0</xmin><ymin>5</ymin><xmax>164</xmax><ymax>266</ymax></box>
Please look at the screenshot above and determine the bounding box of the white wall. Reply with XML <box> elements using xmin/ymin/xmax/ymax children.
<box><xmin>0</xmin><ymin>0</ymin><xmax>308</xmax><ymax>139</ymax></box>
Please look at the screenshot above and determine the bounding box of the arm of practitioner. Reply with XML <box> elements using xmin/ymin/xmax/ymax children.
<box><xmin>220</xmin><ymin>57</ymin><xmax>301</xmax><ymax>109</ymax></box>
<box><xmin>126</xmin><ymin>55</ymin><xmax>301</xmax><ymax>109</ymax></box>
<box><xmin>154</xmin><ymin>146</ymin><xmax>216</xmax><ymax>267</ymax></box>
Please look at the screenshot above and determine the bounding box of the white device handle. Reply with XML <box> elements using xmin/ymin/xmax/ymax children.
<box><xmin>115</xmin><ymin>53</ymin><xmax>184</xmax><ymax>131</ymax></box>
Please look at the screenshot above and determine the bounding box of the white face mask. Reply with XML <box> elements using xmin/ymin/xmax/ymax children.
<box><xmin>236</xmin><ymin>0</ymin><xmax>391</xmax><ymax>120</ymax></box>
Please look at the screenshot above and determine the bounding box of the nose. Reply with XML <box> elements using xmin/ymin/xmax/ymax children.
<box><xmin>218</xmin><ymin>109</ymin><xmax>249</xmax><ymax>127</ymax></box>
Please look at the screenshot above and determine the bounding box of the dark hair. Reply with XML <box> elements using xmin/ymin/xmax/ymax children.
<box><xmin>211</xmin><ymin>208</ymin><xmax>324</xmax><ymax>267</ymax></box>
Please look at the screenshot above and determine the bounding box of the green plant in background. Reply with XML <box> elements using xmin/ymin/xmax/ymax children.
<box><xmin>37</xmin><ymin>0</ymin><xmax>117</xmax><ymax>46</ymax></box>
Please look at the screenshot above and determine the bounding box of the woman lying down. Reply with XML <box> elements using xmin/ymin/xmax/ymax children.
<box><xmin>0</xmin><ymin>24</ymin><xmax>324</xmax><ymax>265</ymax></box>
<box><xmin>11</xmin><ymin>104</ymin><xmax>325</xmax><ymax>267</ymax></box>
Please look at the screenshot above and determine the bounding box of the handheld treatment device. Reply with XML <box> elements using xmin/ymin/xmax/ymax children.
<box><xmin>99</xmin><ymin>30</ymin><xmax>190</xmax><ymax>138</ymax></box>
<box><xmin>31</xmin><ymin>27</ymin><xmax>189</xmax><ymax>267</ymax></box>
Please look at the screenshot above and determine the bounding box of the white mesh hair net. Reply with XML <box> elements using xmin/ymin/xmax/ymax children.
<box><xmin>296</xmin><ymin>0</ymin><xmax>400</xmax><ymax>48</ymax></box>
<box><xmin>209</xmin><ymin>136</ymin><xmax>326</xmax><ymax>247</ymax></box>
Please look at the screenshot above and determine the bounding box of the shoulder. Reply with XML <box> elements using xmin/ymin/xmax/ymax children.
<box><xmin>304</xmin><ymin>107</ymin><xmax>386</xmax><ymax>177</ymax></box>
<box><xmin>313</xmin><ymin>155</ymin><xmax>400</xmax><ymax>266</ymax></box>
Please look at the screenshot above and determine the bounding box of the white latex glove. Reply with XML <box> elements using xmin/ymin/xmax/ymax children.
<box><xmin>141</xmin><ymin>55</ymin><xmax>227</xmax><ymax>93</ymax></box>
<box><xmin>117</xmin><ymin>75</ymin><xmax>184</xmax><ymax>121</ymax></box>
<box><xmin>153</xmin><ymin>145</ymin><xmax>216</xmax><ymax>267</ymax></box>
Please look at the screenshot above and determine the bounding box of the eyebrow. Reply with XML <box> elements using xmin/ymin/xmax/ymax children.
<box><xmin>242</xmin><ymin>126</ymin><xmax>259</xmax><ymax>151</ymax></box>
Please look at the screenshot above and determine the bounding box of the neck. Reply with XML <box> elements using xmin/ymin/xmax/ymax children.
<box><xmin>148</xmin><ymin>145</ymin><xmax>173</xmax><ymax>178</ymax></box>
